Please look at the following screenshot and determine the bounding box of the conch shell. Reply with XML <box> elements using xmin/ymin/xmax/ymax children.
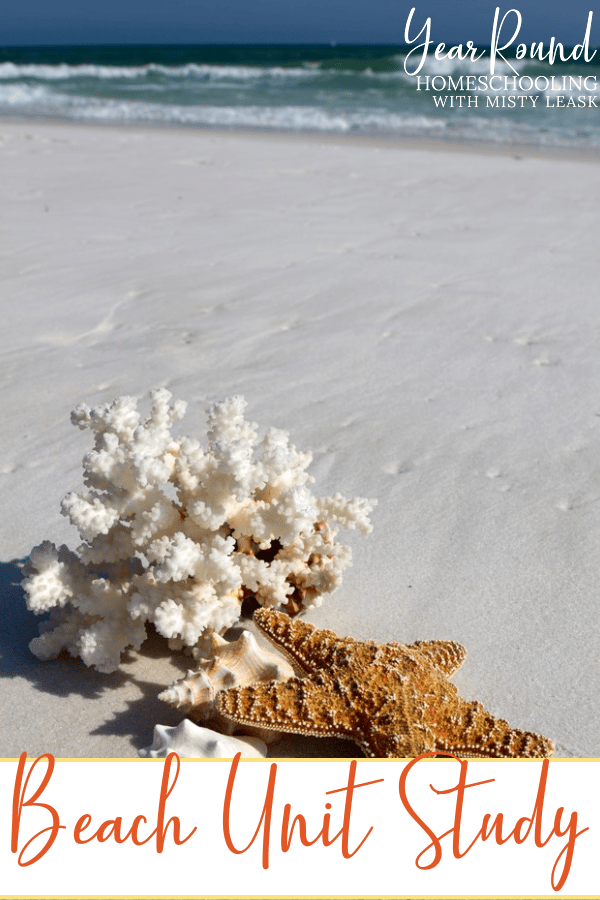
<box><xmin>138</xmin><ymin>720</ymin><xmax>267</xmax><ymax>759</ymax></box>
<box><xmin>158</xmin><ymin>629</ymin><xmax>295</xmax><ymax>742</ymax></box>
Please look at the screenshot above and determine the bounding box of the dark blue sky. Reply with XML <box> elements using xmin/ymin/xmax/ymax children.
<box><xmin>1</xmin><ymin>0</ymin><xmax>597</xmax><ymax>46</ymax></box>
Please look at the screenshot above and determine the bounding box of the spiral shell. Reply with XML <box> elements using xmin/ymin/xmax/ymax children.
<box><xmin>138</xmin><ymin>720</ymin><xmax>267</xmax><ymax>759</ymax></box>
<box><xmin>158</xmin><ymin>629</ymin><xmax>295</xmax><ymax>740</ymax></box>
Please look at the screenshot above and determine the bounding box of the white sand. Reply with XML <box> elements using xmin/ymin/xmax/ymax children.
<box><xmin>0</xmin><ymin>121</ymin><xmax>598</xmax><ymax>760</ymax></box>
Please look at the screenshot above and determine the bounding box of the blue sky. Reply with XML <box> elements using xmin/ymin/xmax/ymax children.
<box><xmin>1</xmin><ymin>0</ymin><xmax>597</xmax><ymax>46</ymax></box>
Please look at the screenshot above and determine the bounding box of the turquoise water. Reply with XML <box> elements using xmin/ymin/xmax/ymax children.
<box><xmin>1</xmin><ymin>44</ymin><xmax>599</xmax><ymax>150</ymax></box>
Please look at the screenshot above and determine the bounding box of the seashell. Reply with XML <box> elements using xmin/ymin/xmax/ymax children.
<box><xmin>138</xmin><ymin>719</ymin><xmax>267</xmax><ymax>759</ymax></box>
<box><xmin>158</xmin><ymin>629</ymin><xmax>295</xmax><ymax>742</ymax></box>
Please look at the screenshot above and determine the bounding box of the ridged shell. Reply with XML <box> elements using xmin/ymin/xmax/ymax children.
<box><xmin>138</xmin><ymin>720</ymin><xmax>267</xmax><ymax>759</ymax></box>
<box><xmin>158</xmin><ymin>629</ymin><xmax>295</xmax><ymax>741</ymax></box>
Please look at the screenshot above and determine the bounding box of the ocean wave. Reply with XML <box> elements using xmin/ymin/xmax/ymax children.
<box><xmin>73</xmin><ymin>99</ymin><xmax>446</xmax><ymax>133</ymax></box>
<box><xmin>399</xmin><ymin>54</ymin><xmax>518</xmax><ymax>78</ymax></box>
<box><xmin>0</xmin><ymin>61</ymin><xmax>324</xmax><ymax>82</ymax></box>
<box><xmin>0</xmin><ymin>82</ymin><xmax>61</xmax><ymax>105</ymax></box>
<box><xmin>393</xmin><ymin>51</ymin><xmax>564</xmax><ymax>78</ymax></box>
<box><xmin>1</xmin><ymin>50</ymin><xmax>598</xmax><ymax>151</ymax></box>
<box><xmin>445</xmin><ymin>113</ymin><xmax>600</xmax><ymax>147</ymax></box>
<box><xmin>0</xmin><ymin>59</ymin><xmax>424</xmax><ymax>85</ymax></box>
<box><xmin>1</xmin><ymin>88</ymin><xmax>598</xmax><ymax>149</ymax></box>
<box><xmin>0</xmin><ymin>86</ymin><xmax>444</xmax><ymax>132</ymax></box>
<box><xmin>0</xmin><ymin>56</ymin><xmax>579</xmax><ymax>88</ymax></box>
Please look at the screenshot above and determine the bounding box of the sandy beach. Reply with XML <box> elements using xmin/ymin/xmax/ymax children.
<box><xmin>1</xmin><ymin>120</ymin><xmax>598</xmax><ymax>762</ymax></box>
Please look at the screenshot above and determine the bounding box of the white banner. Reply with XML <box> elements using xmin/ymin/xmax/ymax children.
<box><xmin>0</xmin><ymin>754</ymin><xmax>597</xmax><ymax>898</ymax></box>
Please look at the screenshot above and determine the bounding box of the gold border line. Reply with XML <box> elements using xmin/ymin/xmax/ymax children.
<box><xmin>0</xmin><ymin>756</ymin><xmax>597</xmax><ymax>762</ymax></box>
<box><xmin>0</xmin><ymin>895</ymin><xmax>598</xmax><ymax>899</ymax></box>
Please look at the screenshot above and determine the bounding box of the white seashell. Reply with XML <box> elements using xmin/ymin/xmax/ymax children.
<box><xmin>158</xmin><ymin>628</ymin><xmax>295</xmax><ymax>744</ymax></box>
<box><xmin>159</xmin><ymin>629</ymin><xmax>294</xmax><ymax>717</ymax></box>
<box><xmin>138</xmin><ymin>719</ymin><xmax>267</xmax><ymax>759</ymax></box>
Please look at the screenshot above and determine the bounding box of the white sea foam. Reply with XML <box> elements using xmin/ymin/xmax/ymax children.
<box><xmin>405</xmin><ymin>55</ymin><xmax>515</xmax><ymax>77</ymax></box>
<box><xmin>0</xmin><ymin>57</ymin><xmax>563</xmax><ymax>92</ymax></box>
<box><xmin>0</xmin><ymin>61</ymin><xmax>320</xmax><ymax>82</ymax></box>
<box><xmin>0</xmin><ymin>52</ymin><xmax>598</xmax><ymax>151</ymax></box>
<box><xmin>0</xmin><ymin>83</ymin><xmax>61</xmax><ymax>106</ymax></box>
<box><xmin>394</xmin><ymin>50</ymin><xmax>549</xmax><ymax>76</ymax></box>
<box><xmin>68</xmin><ymin>98</ymin><xmax>445</xmax><ymax>133</ymax></box>
<box><xmin>0</xmin><ymin>58</ymin><xmax>492</xmax><ymax>85</ymax></box>
<box><xmin>0</xmin><ymin>85</ymin><xmax>597</xmax><ymax>149</ymax></box>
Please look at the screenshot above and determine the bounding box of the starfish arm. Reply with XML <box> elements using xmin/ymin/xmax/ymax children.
<box><xmin>432</xmin><ymin>698</ymin><xmax>555</xmax><ymax>758</ymax></box>
<box><xmin>253</xmin><ymin>608</ymin><xmax>354</xmax><ymax>673</ymax></box>
<box><xmin>217</xmin><ymin>673</ymin><xmax>359</xmax><ymax>740</ymax></box>
<box><xmin>360</xmin><ymin>710</ymin><xmax>436</xmax><ymax>759</ymax></box>
<box><xmin>408</xmin><ymin>639</ymin><xmax>467</xmax><ymax>677</ymax></box>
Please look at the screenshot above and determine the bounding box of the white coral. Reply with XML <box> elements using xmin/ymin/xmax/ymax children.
<box><xmin>23</xmin><ymin>389</ymin><xmax>376</xmax><ymax>673</ymax></box>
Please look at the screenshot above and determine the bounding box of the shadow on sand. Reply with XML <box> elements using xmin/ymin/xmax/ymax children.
<box><xmin>0</xmin><ymin>559</ymin><xmax>359</xmax><ymax>756</ymax></box>
<box><xmin>0</xmin><ymin>559</ymin><xmax>188</xmax><ymax>750</ymax></box>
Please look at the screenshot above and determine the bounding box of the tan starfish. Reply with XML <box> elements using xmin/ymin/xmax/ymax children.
<box><xmin>217</xmin><ymin>609</ymin><xmax>554</xmax><ymax>758</ymax></box>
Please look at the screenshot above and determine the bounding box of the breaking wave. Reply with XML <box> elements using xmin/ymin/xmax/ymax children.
<box><xmin>0</xmin><ymin>44</ymin><xmax>599</xmax><ymax>150</ymax></box>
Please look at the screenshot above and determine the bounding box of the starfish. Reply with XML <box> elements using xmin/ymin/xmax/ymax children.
<box><xmin>217</xmin><ymin>609</ymin><xmax>555</xmax><ymax>758</ymax></box>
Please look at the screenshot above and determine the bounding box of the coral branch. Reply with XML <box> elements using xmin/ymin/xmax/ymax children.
<box><xmin>23</xmin><ymin>390</ymin><xmax>376</xmax><ymax>673</ymax></box>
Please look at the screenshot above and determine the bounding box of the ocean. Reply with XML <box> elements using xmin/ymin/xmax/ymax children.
<box><xmin>1</xmin><ymin>43</ymin><xmax>600</xmax><ymax>151</ymax></box>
